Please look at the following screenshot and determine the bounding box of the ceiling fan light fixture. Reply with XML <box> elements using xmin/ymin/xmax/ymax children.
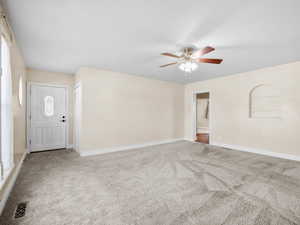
<box><xmin>179</xmin><ymin>61</ymin><xmax>198</xmax><ymax>73</ymax></box>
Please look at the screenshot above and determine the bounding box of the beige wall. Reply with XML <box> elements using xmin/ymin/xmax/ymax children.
<box><xmin>27</xmin><ymin>69</ymin><xmax>75</xmax><ymax>145</ymax></box>
<box><xmin>11</xmin><ymin>41</ymin><xmax>27</xmax><ymax>156</ymax></box>
<box><xmin>185</xmin><ymin>61</ymin><xmax>300</xmax><ymax>156</ymax></box>
<box><xmin>76</xmin><ymin>67</ymin><xmax>184</xmax><ymax>152</ymax></box>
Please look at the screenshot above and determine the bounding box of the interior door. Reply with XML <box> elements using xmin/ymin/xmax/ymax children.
<box><xmin>29</xmin><ymin>84</ymin><xmax>67</xmax><ymax>152</ymax></box>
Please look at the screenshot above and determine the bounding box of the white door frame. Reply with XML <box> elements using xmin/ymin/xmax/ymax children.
<box><xmin>27</xmin><ymin>82</ymin><xmax>69</xmax><ymax>152</ymax></box>
<box><xmin>192</xmin><ymin>90</ymin><xmax>211</xmax><ymax>142</ymax></box>
<box><xmin>73</xmin><ymin>82</ymin><xmax>81</xmax><ymax>153</ymax></box>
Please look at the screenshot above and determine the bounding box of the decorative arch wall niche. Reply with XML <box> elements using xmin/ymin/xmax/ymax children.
<box><xmin>249</xmin><ymin>84</ymin><xmax>282</xmax><ymax>118</ymax></box>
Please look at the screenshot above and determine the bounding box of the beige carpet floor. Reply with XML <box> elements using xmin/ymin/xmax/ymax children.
<box><xmin>1</xmin><ymin>141</ymin><xmax>300</xmax><ymax>225</ymax></box>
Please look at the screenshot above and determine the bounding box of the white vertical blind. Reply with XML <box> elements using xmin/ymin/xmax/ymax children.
<box><xmin>0</xmin><ymin>35</ymin><xmax>13</xmax><ymax>174</ymax></box>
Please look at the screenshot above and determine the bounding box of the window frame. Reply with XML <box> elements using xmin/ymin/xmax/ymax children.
<box><xmin>0</xmin><ymin>35</ymin><xmax>14</xmax><ymax>188</ymax></box>
<box><xmin>18</xmin><ymin>76</ymin><xmax>23</xmax><ymax>106</ymax></box>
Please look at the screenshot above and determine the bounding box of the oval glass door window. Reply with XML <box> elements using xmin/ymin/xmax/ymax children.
<box><xmin>44</xmin><ymin>96</ymin><xmax>54</xmax><ymax>117</ymax></box>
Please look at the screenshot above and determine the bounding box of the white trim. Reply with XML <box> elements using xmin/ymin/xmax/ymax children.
<box><xmin>211</xmin><ymin>142</ymin><xmax>300</xmax><ymax>162</ymax></box>
<box><xmin>27</xmin><ymin>82</ymin><xmax>69</xmax><ymax>88</ymax></box>
<box><xmin>27</xmin><ymin>82</ymin><xmax>69</xmax><ymax>152</ymax></box>
<box><xmin>26</xmin><ymin>82</ymin><xmax>30</xmax><ymax>151</ymax></box>
<box><xmin>184</xmin><ymin>139</ymin><xmax>300</xmax><ymax>162</ymax></box>
<box><xmin>0</xmin><ymin>151</ymin><xmax>27</xmax><ymax>215</ymax></box>
<box><xmin>192</xmin><ymin>90</ymin><xmax>211</xmax><ymax>143</ymax></box>
<box><xmin>73</xmin><ymin>83</ymin><xmax>81</xmax><ymax>153</ymax></box>
<box><xmin>184</xmin><ymin>138</ymin><xmax>198</xmax><ymax>142</ymax></box>
<box><xmin>0</xmin><ymin>167</ymin><xmax>13</xmax><ymax>190</ymax></box>
<box><xmin>74</xmin><ymin>82</ymin><xmax>81</xmax><ymax>89</ymax></box>
<box><xmin>80</xmin><ymin>138</ymin><xmax>184</xmax><ymax>157</ymax></box>
<box><xmin>67</xmin><ymin>144</ymin><xmax>73</xmax><ymax>149</ymax></box>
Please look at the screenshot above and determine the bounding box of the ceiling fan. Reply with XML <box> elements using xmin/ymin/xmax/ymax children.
<box><xmin>160</xmin><ymin>46</ymin><xmax>223</xmax><ymax>73</ymax></box>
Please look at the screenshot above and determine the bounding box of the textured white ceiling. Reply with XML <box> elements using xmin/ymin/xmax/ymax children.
<box><xmin>4</xmin><ymin>0</ymin><xmax>300</xmax><ymax>83</ymax></box>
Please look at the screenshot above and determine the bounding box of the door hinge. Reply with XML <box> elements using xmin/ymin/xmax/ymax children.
<box><xmin>29</xmin><ymin>140</ymin><xmax>31</xmax><ymax>145</ymax></box>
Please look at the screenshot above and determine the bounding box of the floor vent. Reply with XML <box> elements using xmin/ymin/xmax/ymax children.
<box><xmin>14</xmin><ymin>202</ymin><xmax>27</xmax><ymax>219</ymax></box>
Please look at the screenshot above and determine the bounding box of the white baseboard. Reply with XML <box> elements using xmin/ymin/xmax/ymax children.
<box><xmin>67</xmin><ymin>144</ymin><xmax>73</xmax><ymax>149</ymax></box>
<box><xmin>184</xmin><ymin>138</ymin><xmax>195</xmax><ymax>142</ymax></box>
<box><xmin>211</xmin><ymin>142</ymin><xmax>300</xmax><ymax>162</ymax></box>
<box><xmin>80</xmin><ymin>138</ymin><xmax>184</xmax><ymax>157</ymax></box>
<box><xmin>0</xmin><ymin>151</ymin><xmax>27</xmax><ymax>215</ymax></box>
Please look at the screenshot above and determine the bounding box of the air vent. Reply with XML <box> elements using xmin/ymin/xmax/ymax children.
<box><xmin>14</xmin><ymin>202</ymin><xmax>27</xmax><ymax>219</ymax></box>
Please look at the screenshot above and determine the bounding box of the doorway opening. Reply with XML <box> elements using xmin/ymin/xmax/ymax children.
<box><xmin>195</xmin><ymin>92</ymin><xmax>210</xmax><ymax>144</ymax></box>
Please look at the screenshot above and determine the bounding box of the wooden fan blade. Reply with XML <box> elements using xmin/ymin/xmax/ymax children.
<box><xmin>161</xmin><ymin>53</ymin><xmax>181</xmax><ymax>58</ymax></box>
<box><xmin>197</xmin><ymin>58</ymin><xmax>223</xmax><ymax>64</ymax></box>
<box><xmin>160</xmin><ymin>62</ymin><xmax>177</xmax><ymax>67</ymax></box>
<box><xmin>193</xmin><ymin>46</ymin><xmax>215</xmax><ymax>57</ymax></box>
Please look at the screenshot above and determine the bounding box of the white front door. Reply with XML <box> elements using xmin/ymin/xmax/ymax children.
<box><xmin>29</xmin><ymin>83</ymin><xmax>67</xmax><ymax>152</ymax></box>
